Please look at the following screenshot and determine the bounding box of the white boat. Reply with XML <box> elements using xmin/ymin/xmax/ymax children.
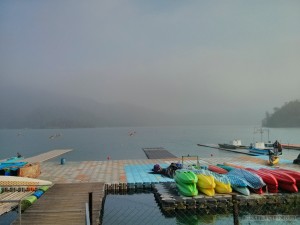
<box><xmin>248</xmin><ymin>142</ymin><xmax>273</xmax><ymax>155</ymax></box>
<box><xmin>0</xmin><ymin>176</ymin><xmax>52</xmax><ymax>186</ymax></box>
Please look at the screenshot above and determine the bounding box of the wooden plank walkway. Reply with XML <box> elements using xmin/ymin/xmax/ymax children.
<box><xmin>143</xmin><ymin>148</ymin><xmax>177</xmax><ymax>159</ymax></box>
<box><xmin>0</xmin><ymin>191</ymin><xmax>33</xmax><ymax>216</ymax></box>
<box><xmin>11</xmin><ymin>183</ymin><xmax>104</xmax><ymax>225</ymax></box>
<box><xmin>19</xmin><ymin>149</ymin><xmax>73</xmax><ymax>163</ymax></box>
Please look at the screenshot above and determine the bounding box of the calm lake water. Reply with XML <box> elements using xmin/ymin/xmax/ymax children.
<box><xmin>1</xmin><ymin>125</ymin><xmax>300</xmax><ymax>161</ymax></box>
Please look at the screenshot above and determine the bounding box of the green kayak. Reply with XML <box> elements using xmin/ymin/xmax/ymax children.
<box><xmin>176</xmin><ymin>181</ymin><xmax>198</xmax><ymax>197</ymax></box>
<box><xmin>174</xmin><ymin>169</ymin><xmax>198</xmax><ymax>184</ymax></box>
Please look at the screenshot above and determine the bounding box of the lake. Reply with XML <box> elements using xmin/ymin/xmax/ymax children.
<box><xmin>1</xmin><ymin>125</ymin><xmax>300</xmax><ymax>161</ymax></box>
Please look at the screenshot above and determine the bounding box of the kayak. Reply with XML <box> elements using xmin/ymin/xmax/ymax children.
<box><xmin>277</xmin><ymin>182</ymin><xmax>298</xmax><ymax>193</ymax></box>
<box><xmin>212</xmin><ymin>173</ymin><xmax>232</xmax><ymax>194</ymax></box>
<box><xmin>259</xmin><ymin>168</ymin><xmax>297</xmax><ymax>192</ymax></box>
<box><xmin>276</xmin><ymin>168</ymin><xmax>300</xmax><ymax>188</ymax></box>
<box><xmin>259</xmin><ymin>168</ymin><xmax>296</xmax><ymax>184</ymax></box>
<box><xmin>232</xmin><ymin>185</ymin><xmax>250</xmax><ymax>196</ymax></box>
<box><xmin>208</xmin><ymin>165</ymin><xmax>228</xmax><ymax>174</ymax></box>
<box><xmin>174</xmin><ymin>170</ymin><xmax>198</xmax><ymax>197</ymax></box>
<box><xmin>216</xmin><ymin>164</ymin><xmax>234</xmax><ymax>172</ymax></box>
<box><xmin>196</xmin><ymin>174</ymin><xmax>215</xmax><ymax>189</ymax></box>
<box><xmin>226</xmin><ymin>174</ymin><xmax>249</xmax><ymax>187</ymax></box>
<box><xmin>175</xmin><ymin>181</ymin><xmax>198</xmax><ymax>197</ymax></box>
<box><xmin>198</xmin><ymin>187</ymin><xmax>215</xmax><ymax>196</ymax></box>
<box><xmin>228</xmin><ymin>168</ymin><xmax>265</xmax><ymax>190</ymax></box>
<box><xmin>245</xmin><ymin>168</ymin><xmax>278</xmax><ymax>193</ymax></box>
<box><xmin>174</xmin><ymin>170</ymin><xmax>198</xmax><ymax>184</ymax></box>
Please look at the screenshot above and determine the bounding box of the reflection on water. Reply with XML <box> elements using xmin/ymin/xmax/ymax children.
<box><xmin>101</xmin><ymin>191</ymin><xmax>234</xmax><ymax>225</ymax></box>
<box><xmin>102</xmin><ymin>191</ymin><xmax>300</xmax><ymax>225</ymax></box>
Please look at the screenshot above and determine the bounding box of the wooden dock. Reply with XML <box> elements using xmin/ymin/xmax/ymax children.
<box><xmin>12</xmin><ymin>183</ymin><xmax>104</xmax><ymax>225</ymax></box>
<box><xmin>143</xmin><ymin>147</ymin><xmax>177</xmax><ymax>159</ymax></box>
<box><xmin>20</xmin><ymin>149</ymin><xmax>73</xmax><ymax>163</ymax></box>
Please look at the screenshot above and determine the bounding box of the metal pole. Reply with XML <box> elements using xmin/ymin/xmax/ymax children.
<box><xmin>19</xmin><ymin>201</ymin><xmax>21</xmax><ymax>225</ymax></box>
<box><xmin>232</xmin><ymin>194</ymin><xmax>240</xmax><ymax>225</ymax></box>
<box><xmin>89</xmin><ymin>192</ymin><xmax>93</xmax><ymax>225</ymax></box>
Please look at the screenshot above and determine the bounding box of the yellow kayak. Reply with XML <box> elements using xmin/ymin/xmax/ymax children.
<box><xmin>198</xmin><ymin>187</ymin><xmax>215</xmax><ymax>196</ymax></box>
<box><xmin>197</xmin><ymin>174</ymin><xmax>216</xmax><ymax>189</ymax></box>
<box><xmin>214</xmin><ymin>179</ymin><xmax>232</xmax><ymax>193</ymax></box>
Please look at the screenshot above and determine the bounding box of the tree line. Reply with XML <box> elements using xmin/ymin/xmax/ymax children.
<box><xmin>262</xmin><ymin>100</ymin><xmax>300</xmax><ymax>127</ymax></box>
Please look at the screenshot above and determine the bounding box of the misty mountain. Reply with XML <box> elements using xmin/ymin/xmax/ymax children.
<box><xmin>0</xmin><ymin>85</ymin><xmax>170</xmax><ymax>128</ymax></box>
<box><xmin>0</xmin><ymin>85</ymin><xmax>261</xmax><ymax>128</ymax></box>
<box><xmin>262</xmin><ymin>100</ymin><xmax>300</xmax><ymax>127</ymax></box>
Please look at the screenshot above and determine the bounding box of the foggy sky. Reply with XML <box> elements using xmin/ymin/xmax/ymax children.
<box><xmin>1</xmin><ymin>0</ymin><xmax>300</xmax><ymax>121</ymax></box>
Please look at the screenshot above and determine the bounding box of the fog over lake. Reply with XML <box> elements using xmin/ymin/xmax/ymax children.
<box><xmin>1</xmin><ymin>1</ymin><xmax>300</xmax><ymax>127</ymax></box>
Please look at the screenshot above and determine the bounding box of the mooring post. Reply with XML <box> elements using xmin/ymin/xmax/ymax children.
<box><xmin>232</xmin><ymin>194</ymin><xmax>240</xmax><ymax>225</ymax></box>
<box><xmin>89</xmin><ymin>192</ymin><xmax>93</xmax><ymax>225</ymax></box>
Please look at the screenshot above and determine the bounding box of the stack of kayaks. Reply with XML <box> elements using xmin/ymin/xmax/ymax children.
<box><xmin>276</xmin><ymin>168</ymin><xmax>300</xmax><ymax>189</ymax></box>
<box><xmin>194</xmin><ymin>169</ymin><xmax>232</xmax><ymax>194</ymax></box>
<box><xmin>245</xmin><ymin>168</ymin><xmax>278</xmax><ymax>193</ymax></box>
<box><xmin>174</xmin><ymin>169</ymin><xmax>198</xmax><ymax>197</ymax></box>
<box><xmin>196</xmin><ymin>173</ymin><xmax>216</xmax><ymax>196</ymax></box>
<box><xmin>259</xmin><ymin>168</ymin><xmax>298</xmax><ymax>192</ymax></box>
<box><xmin>228</xmin><ymin>168</ymin><xmax>265</xmax><ymax>194</ymax></box>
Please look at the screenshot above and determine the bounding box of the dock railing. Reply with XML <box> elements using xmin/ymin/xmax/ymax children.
<box><xmin>0</xmin><ymin>199</ymin><xmax>22</xmax><ymax>225</ymax></box>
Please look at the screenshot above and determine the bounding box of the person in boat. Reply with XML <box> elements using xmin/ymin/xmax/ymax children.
<box><xmin>17</xmin><ymin>152</ymin><xmax>22</xmax><ymax>158</ymax></box>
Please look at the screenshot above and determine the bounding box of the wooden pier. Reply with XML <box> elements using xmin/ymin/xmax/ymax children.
<box><xmin>12</xmin><ymin>183</ymin><xmax>104</xmax><ymax>225</ymax></box>
<box><xmin>20</xmin><ymin>149</ymin><xmax>73</xmax><ymax>163</ymax></box>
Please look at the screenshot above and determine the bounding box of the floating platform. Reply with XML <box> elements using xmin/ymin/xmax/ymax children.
<box><xmin>153</xmin><ymin>183</ymin><xmax>300</xmax><ymax>213</ymax></box>
<box><xmin>143</xmin><ymin>147</ymin><xmax>178</xmax><ymax>159</ymax></box>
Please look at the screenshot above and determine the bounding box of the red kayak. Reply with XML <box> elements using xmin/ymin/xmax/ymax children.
<box><xmin>245</xmin><ymin>168</ymin><xmax>278</xmax><ymax>193</ymax></box>
<box><xmin>208</xmin><ymin>165</ymin><xmax>228</xmax><ymax>174</ymax></box>
<box><xmin>259</xmin><ymin>168</ymin><xmax>296</xmax><ymax>184</ymax></box>
<box><xmin>275</xmin><ymin>168</ymin><xmax>300</xmax><ymax>188</ymax></box>
<box><xmin>278</xmin><ymin>182</ymin><xmax>298</xmax><ymax>193</ymax></box>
